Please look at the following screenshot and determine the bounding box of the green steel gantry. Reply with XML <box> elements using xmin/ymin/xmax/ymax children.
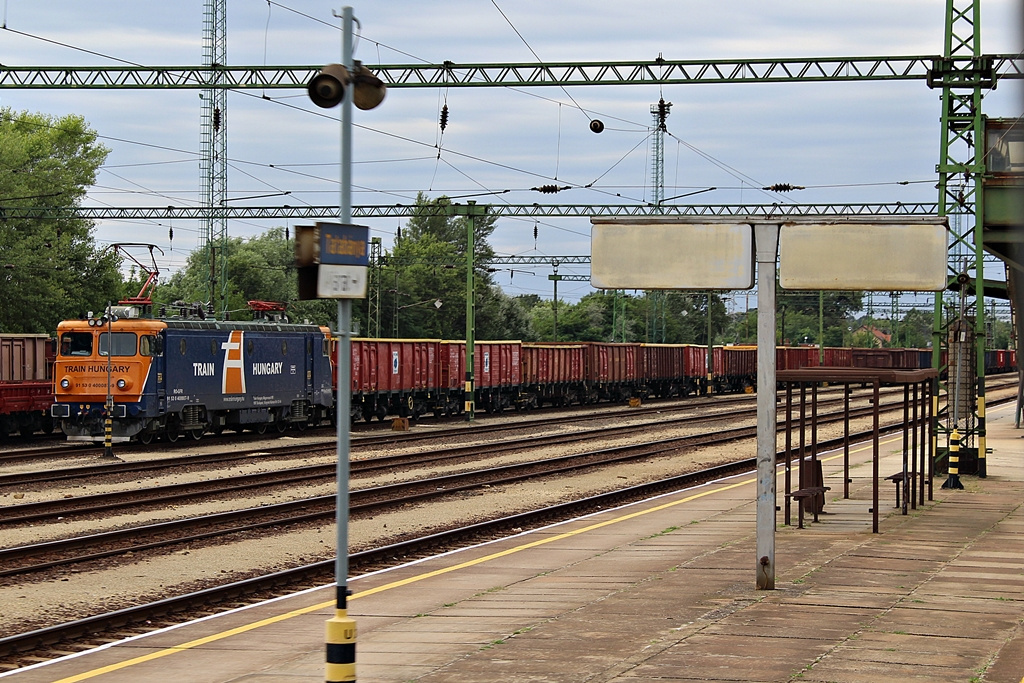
<box><xmin>1</xmin><ymin>55</ymin><xmax>1020</xmax><ymax>89</ymax></box>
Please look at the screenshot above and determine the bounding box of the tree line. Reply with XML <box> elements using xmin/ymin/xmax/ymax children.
<box><xmin>0</xmin><ymin>109</ymin><xmax>1013</xmax><ymax>350</ymax></box>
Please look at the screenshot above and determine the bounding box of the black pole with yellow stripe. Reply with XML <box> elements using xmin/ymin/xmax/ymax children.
<box><xmin>941</xmin><ymin>427</ymin><xmax>965</xmax><ymax>490</ymax></box>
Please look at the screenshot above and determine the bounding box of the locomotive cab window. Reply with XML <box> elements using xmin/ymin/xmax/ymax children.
<box><xmin>140</xmin><ymin>335</ymin><xmax>162</xmax><ymax>357</ymax></box>
<box><xmin>99</xmin><ymin>332</ymin><xmax>137</xmax><ymax>357</ymax></box>
<box><xmin>60</xmin><ymin>332</ymin><xmax>93</xmax><ymax>357</ymax></box>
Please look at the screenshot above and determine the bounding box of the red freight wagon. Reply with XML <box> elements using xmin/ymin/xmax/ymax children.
<box><xmin>349</xmin><ymin>338</ymin><xmax>439</xmax><ymax>421</ymax></box>
<box><xmin>852</xmin><ymin>348</ymin><xmax>893</xmax><ymax>368</ymax></box>
<box><xmin>640</xmin><ymin>344</ymin><xmax>702</xmax><ymax>397</ymax></box>
<box><xmin>439</xmin><ymin>340</ymin><xmax>522</xmax><ymax>413</ymax></box>
<box><xmin>0</xmin><ymin>334</ymin><xmax>55</xmax><ymax>437</ymax></box>
<box><xmin>890</xmin><ymin>349</ymin><xmax>921</xmax><ymax>369</ymax></box>
<box><xmin>522</xmin><ymin>343</ymin><xmax>585</xmax><ymax>407</ymax></box>
<box><xmin>776</xmin><ymin>347</ymin><xmax>819</xmax><ymax>371</ymax></box>
<box><xmin>822</xmin><ymin>347</ymin><xmax>853</xmax><ymax>368</ymax></box>
<box><xmin>720</xmin><ymin>346</ymin><xmax>756</xmax><ymax>393</ymax></box>
<box><xmin>473</xmin><ymin>341</ymin><xmax>521</xmax><ymax>388</ymax></box>
<box><xmin>579</xmin><ymin>342</ymin><xmax>639</xmax><ymax>402</ymax></box>
<box><xmin>0</xmin><ymin>334</ymin><xmax>52</xmax><ymax>382</ymax></box>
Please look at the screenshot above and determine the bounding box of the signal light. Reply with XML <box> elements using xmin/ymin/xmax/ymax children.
<box><xmin>307</xmin><ymin>63</ymin><xmax>387</xmax><ymax>110</ymax></box>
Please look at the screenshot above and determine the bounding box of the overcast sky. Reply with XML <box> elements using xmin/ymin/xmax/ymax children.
<box><xmin>1</xmin><ymin>1</ymin><xmax>1021</xmax><ymax>305</ymax></box>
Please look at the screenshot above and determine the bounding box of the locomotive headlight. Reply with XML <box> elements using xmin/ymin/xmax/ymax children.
<box><xmin>60</xmin><ymin>377</ymin><xmax>71</xmax><ymax>389</ymax></box>
<box><xmin>116</xmin><ymin>378</ymin><xmax>127</xmax><ymax>389</ymax></box>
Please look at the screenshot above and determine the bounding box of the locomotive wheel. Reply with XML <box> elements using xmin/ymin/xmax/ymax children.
<box><xmin>165</xmin><ymin>430</ymin><xmax>180</xmax><ymax>443</ymax></box>
<box><xmin>138</xmin><ymin>431</ymin><xmax>154</xmax><ymax>445</ymax></box>
<box><xmin>295</xmin><ymin>421</ymin><xmax>307</xmax><ymax>432</ymax></box>
<box><xmin>188</xmin><ymin>428</ymin><xmax>204</xmax><ymax>441</ymax></box>
<box><xmin>275</xmin><ymin>421</ymin><xmax>288</xmax><ymax>433</ymax></box>
<box><xmin>255</xmin><ymin>423</ymin><xmax>268</xmax><ymax>435</ymax></box>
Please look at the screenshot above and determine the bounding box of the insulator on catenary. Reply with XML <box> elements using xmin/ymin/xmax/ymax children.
<box><xmin>656</xmin><ymin>98</ymin><xmax>671</xmax><ymax>130</ymax></box>
<box><xmin>762</xmin><ymin>183</ymin><xmax>805</xmax><ymax>192</ymax></box>
<box><xmin>439</xmin><ymin>104</ymin><xmax>449</xmax><ymax>132</ymax></box>
<box><xmin>532</xmin><ymin>184</ymin><xmax>570</xmax><ymax>194</ymax></box>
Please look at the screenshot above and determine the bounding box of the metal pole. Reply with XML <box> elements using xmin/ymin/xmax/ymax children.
<box><xmin>818</xmin><ymin>290</ymin><xmax>824</xmax><ymax>364</ymax></box>
<box><xmin>706</xmin><ymin>292</ymin><xmax>713</xmax><ymax>395</ymax></box>
<box><xmin>465</xmin><ymin>201</ymin><xmax>477</xmax><ymax>422</ymax></box>
<box><xmin>754</xmin><ymin>223</ymin><xmax>779</xmax><ymax>590</ymax></box>
<box><xmin>553</xmin><ymin>278</ymin><xmax>558</xmax><ymax>341</ymax></box>
<box><xmin>550</xmin><ymin>260</ymin><xmax>560</xmax><ymax>342</ymax></box>
<box><xmin>103</xmin><ymin>302</ymin><xmax>116</xmax><ymax>459</ymax></box>
<box><xmin>326</xmin><ymin>7</ymin><xmax>356</xmax><ymax>683</ymax></box>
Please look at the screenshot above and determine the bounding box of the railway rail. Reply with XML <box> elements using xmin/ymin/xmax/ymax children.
<box><xmin>0</xmin><ymin>386</ymin><xmax>1017</xmax><ymax>668</ymax></box>
<box><xmin>0</xmin><ymin>387</ymin><xmax>917</xmax><ymax>523</ymax></box>
<box><xmin>0</xmin><ymin>378</ymin><xmax>967</xmax><ymax>475</ymax></box>
<box><xmin>1</xmin><ymin>391</ymin><xmax>999</xmax><ymax>668</ymax></box>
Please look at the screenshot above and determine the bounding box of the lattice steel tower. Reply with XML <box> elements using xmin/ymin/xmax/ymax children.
<box><xmin>646</xmin><ymin>98</ymin><xmax>671</xmax><ymax>342</ymax></box>
<box><xmin>931</xmin><ymin>0</ymin><xmax>995</xmax><ymax>482</ymax></box>
<box><xmin>200</xmin><ymin>0</ymin><xmax>228</xmax><ymax>318</ymax></box>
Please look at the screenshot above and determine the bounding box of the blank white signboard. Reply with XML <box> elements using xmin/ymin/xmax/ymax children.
<box><xmin>779</xmin><ymin>222</ymin><xmax>947</xmax><ymax>290</ymax></box>
<box><xmin>591</xmin><ymin>222</ymin><xmax>754</xmax><ymax>290</ymax></box>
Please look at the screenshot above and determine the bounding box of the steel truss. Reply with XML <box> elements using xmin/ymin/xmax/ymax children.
<box><xmin>1</xmin><ymin>202</ymin><xmax>946</xmax><ymax>221</ymax></box>
<box><xmin>1</xmin><ymin>55</ymin><xmax>1021</xmax><ymax>89</ymax></box>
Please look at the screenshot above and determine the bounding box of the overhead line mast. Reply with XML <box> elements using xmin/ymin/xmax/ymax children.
<box><xmin>199</xmin><ymin>0</ymin><xmax>229</xmax><ymax>319</ymax></box>
<box><xmin>932</xmin><ymin>0</ymin><xmax>994</xmax><ymax>486</ymax></box>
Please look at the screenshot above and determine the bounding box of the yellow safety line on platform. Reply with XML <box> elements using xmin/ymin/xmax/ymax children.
<box><xmin>47</xmin><ymin>436</ymin><xmax>897</xmax><ymax>683</ymax></box>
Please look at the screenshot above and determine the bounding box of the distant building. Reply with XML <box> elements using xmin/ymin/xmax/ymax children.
<box><xmin>853</xmin><ymin>325</ymin><xmax>891</xmax><ymax>348</ymax></box>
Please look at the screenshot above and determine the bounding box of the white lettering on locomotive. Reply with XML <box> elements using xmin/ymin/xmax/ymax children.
<box><xmin>193</xmin><ymin>362</ymin><xmax>216</xmax><ymax>376</ymax></box>
<box><xmin>251</xmin><ymin>362</ymin><xmax>283</xmax><ymax>376</ymax></box>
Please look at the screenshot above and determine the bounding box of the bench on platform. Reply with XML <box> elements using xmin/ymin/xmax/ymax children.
<box><xmin>786</xmin><ymin>486</ymin><xmax>831</xmax><ymax>529</ymax></box>
<box><xmin>886</xmin><ymin>472</ymin><xmax>906</xmax><ymax>508</ymax></box>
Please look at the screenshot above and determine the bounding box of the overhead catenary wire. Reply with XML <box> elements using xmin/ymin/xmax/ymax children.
<box><xmin>488</xmin><ymin>0</ymin><xmax>596</xmax><ymax>127</ymax></box>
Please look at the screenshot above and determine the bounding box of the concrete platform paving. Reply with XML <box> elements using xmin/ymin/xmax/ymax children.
<box><xmin>3</xmin><ymin>402</ymin><xmax>1022</xmax><ymax>683</ymax></box>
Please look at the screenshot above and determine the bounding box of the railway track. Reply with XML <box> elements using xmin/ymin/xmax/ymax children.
<box><xmin>0</xmin><ymin>379</ymin><xmax>951</xmax><ymax>467</ymax></box>
<box><xmin>0</xmin><ymin>381</ymin><xmax>932</xmax><ymax>486</ymax></box>
<box><xmin>0</xmin><ymin>388</ymin><xmax>1017</xmax><ymax>669</ymax></box>
<box><xmin>0</xmin><ymin>388</ymin><xmax>914</xmax><ymax>522</ymax></box>
<box><xmin>0</xmin><ymin>420</ymin><xmax>900</xmax><ymax>665</ymax></box>
<box><xmin>8</xmin><ymin>384</ymin><xmax>1013</xmax><ymax>669</ymax></box>
<box><xmin>0</xmin><ymin>388</ymin><xmax>978</xmax><ymax>585</ymax></box>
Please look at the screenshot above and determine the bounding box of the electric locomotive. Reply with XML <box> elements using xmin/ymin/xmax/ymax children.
<box><xmin>51</xmin><ymin>310</ymin><xmax>334</xmax><ymax>443</ymax></box>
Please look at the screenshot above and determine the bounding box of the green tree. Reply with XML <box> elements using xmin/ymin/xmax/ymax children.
<box><xmin>382</xmin><ymin>193</ymin><xmax>521</xmax><ymax>340</ymax></box>
<box><xmin>0</xmin><ymin>109</ymin><xmax>120</xmax><ymax>333</ymax></box>
<box><xmin>898</xmin><ymin>309</ymin><xmax>933</xmax><ymax>348</ymax></box>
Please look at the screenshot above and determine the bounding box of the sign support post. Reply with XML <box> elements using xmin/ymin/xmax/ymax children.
<box><xmin>326</xmin><ymin>8</ymin><xmax>357</xmax><ymax>683</ymax></box>
<box><xmin>754</xmin><ymin>224</ymin><xmax>779</xmax><ymax>589</ymax></box>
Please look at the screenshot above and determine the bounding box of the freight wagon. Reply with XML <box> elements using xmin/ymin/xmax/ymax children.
<box><xmin>0</xmin><ymin>334</ymin><xmax>55</xmax><ymax>437</ymax></box>
<box><xmin>348</xmin><ymin>338</ymin><xmax>440</xmax><ymax>422</ymax></box>
<box><xmin>521</xmin><ymin>343</ymin><xmax>585</xmax><ymax>407</ymax></box>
